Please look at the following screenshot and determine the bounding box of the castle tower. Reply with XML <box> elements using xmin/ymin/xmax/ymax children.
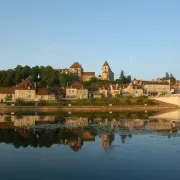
<box><xmin>101</xmin><ymin>61</ymin><xmax>114</xmax><ymax>81</ymax></box>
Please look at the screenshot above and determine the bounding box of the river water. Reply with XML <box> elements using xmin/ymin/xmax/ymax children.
<box><xmin>0</xmin><ymin>110</ymin><xmax>180</xmax><ymax>180</ymax></box>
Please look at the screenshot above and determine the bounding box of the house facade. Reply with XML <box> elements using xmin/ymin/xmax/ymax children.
<box><xmin>143</xmin><ymin>82</ymin><xmax>171</xmax><ymax>96</ymax></box>
<box><xmin>122</xmin><ymin>83</ymin><xmax>144</xmax><ymax>96</ymax></box>
<box><xmin>132</xmin><ymin>79</ymin><xmax>171</xmax><ymax>96</ymax></box>
<box><xmin>0</xmin><ymin>77</ymin><xmax>56</xmax><ymax>102</ymax></box>
<box><xmin>66</xmin><ymin>81</ymin><xmax>88</xmax><ymax>99</ymax></box>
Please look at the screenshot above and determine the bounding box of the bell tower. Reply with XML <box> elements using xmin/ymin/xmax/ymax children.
<box><xmin>101</xmin><ymin>61</ymin><xmax>110</xmax><ymax>80</ymax></box>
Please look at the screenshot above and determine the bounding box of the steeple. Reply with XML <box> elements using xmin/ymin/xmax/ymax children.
<box><xmin>103</xmin><ymin>61</ymin><xmax>110</xmax><ymax>67</ymax></box>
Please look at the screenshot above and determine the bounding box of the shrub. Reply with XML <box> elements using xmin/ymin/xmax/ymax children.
<box><xmin>16</xmin><ymin>98</ymin><xmax>25</xmax><ymax>104</ymax></box>
<box><xmin>5</xmin><ymin>116</ymin><xmax>12</xmax><ymax>122</ymax></box>
<box><xmin>5</xmin><ymin>95</ymin><xmax>13</xmax><ymax>102</ymax></box>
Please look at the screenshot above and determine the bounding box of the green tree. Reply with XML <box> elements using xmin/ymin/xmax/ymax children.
<box><xmin>170</xmin><ymin>73</ymin><xmax>176</xmax><ymax>85</ymax></box>
<box><xmin>31</xmin><ymin>66</ymin><xmax>39</xmax><ymax>82</ymax></box>
<box><xmin>15</xmin><ymin>65</ymin><xmax>24</xmax><ymax>83</ymax></box>
<box><xmin>60</xmin><ymin>72</ymin><xmax>79</xmax><ymax>88</ymax></box>
<box><xmin>118</xmin><ymin>70</ymin><xmax>131</xmax><ymax>84</ymax></box>
<box><xmin>5</xmin><ymin>95</ymin><xmax>13</xmax><ymax>102</ymax></box>
<box><xmin>22</xmin><ymin>65</ymin><xmax>31</xmax><ymax>79</ymax></box>
<box><xmin>165</xmin><ymin>72</ymin><xmax>170</xmax><ymax>78</ymax></box>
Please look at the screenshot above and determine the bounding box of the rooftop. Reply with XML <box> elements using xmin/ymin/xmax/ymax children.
<box><xmin>70</xmin><ymin>62</ymin><xmax>82</xmax><ymax>69</ymax></box>
<box><xmin>82</xmin><ymin>72</ymin><xmax>95</xmax><ymax>76</ymax></box>
<box><xmin>69</xmin><ymin>81</ymin><xmax>84</xmax><ymax>89</ymax></box>
<box><xmin>16</xmin><ymin>77</ymin><xmax>35</xmax><ymax>90</ymax></box>
<box><xmin>103</xmin><ymin>61</ymin><xmax>110</xmax><ymax>67</ymax></box>
<box><xmin>0</xmin><ymin>87</ymin><xmax>15</xmax><ymax>94</ymax></box>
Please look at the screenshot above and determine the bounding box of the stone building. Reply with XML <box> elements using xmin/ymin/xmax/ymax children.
<box><xmin>101</xmin><ymin>61</ymin><xmax>114</xmax><ymax>81</ymax></box>
<box><xmin>156</xmin><ymin>77</ymin><xmax>171</xmax><ymax>84</ymax></box>
<box><xmin>0</xmin><ymin>88</ymin><xmax>15</xmax><ymax>102</ymax></box>
<box><xmin>122</xmin><ymin>83</ymin><xmax>144</xmax><ymax>96</ymax></box>
<box><xmin>132</xmin><ymin>79</ymin><xmax>171</xmax><ymax>96</ymax></box>
<box><xmin>82</xmin><ymin>72</ymin><xmax>95</xmax><ymax>81</ymax></box>
<box><xmin>60</xmin><ymin>62</ymin><xmax>95</xmax><ymax>82</ymax></box>
<box><xmin>60</xmin><ymin>61</ymin><xmax>114</xmax><ymax>82</ymax></box>
<box><xmin>66</xmin><ymin>81</ymin><xmax>88</xmax><ymax>99</ymax></box>
<box><xmin>143</xmin><ymin>82</ymin><xmax>171</xmax><ymax>96</ymax></box>
<box><xmin>69</xmin><ymin>62</ymin><xmax>83</xmax><ymax>76</ymax></box>
<box><xmin>0</xmin><ymin>77</ymin><xmax>56</xmax><ymax>102</ymax></box>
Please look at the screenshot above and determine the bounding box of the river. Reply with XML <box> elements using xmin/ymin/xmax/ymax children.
<box><xmin>0</xmin><ymin>110</ymin><xmax>180</xmax><ymax>180</ymax></box>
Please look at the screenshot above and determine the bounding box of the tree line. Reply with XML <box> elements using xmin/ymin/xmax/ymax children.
<box><xmin>0</xmin><ymin>65</ymin><xmax>60</xmax><ymax>88</ymax></box>
<box><xmin>0</xmin><ymin>65</ymin><xmax>132</xmax><ymax>88</ymax></box>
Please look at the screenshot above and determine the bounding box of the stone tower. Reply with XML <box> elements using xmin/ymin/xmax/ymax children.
<box><xmin>101</xmin><ymin>61</ymin><xmax>114</xmax><ymax>81</ymax></box>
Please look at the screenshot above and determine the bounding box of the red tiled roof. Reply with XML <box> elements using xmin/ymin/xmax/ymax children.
<box><xmin>70</xmin><ymin>81</ymin><xmax>84</xmax><ymax>89</ymax></box>
<box><xmin>144</xmin><ymin>82</ymin><xmax>169</xmax><ymax>85</ymax></box>
<box><xmin>16</xmin><ymin>77</ymin><xmax>35</xmax><ymax>90</ymax></box>
<box><xmin>70</xmin><ymin>62</ymin><xmax>82</xmax><ymax>69</ymax></box>
<box><xmin>36</xmin><ymin>88</ymin><xmax>49</xmax><ymax>95</ymax></box>
<box><xmin>82</xmin><ymin>72</ymin><xmax>95</xmax><ymax>76</ymax></box>
<box><xmin>141</xmin><ymin>80</ymin><xmax>150</xmax><ymax>85</ymax></box>
<box><xmin>0</xmin><ymin>88</ymin><xmax>15</xmax><ymax>94</ymax></box>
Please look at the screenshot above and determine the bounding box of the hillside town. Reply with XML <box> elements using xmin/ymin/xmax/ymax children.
<box><xmin>0</xmin><ymin>61</ymin><xmax>179</xmax><ymax>102</ymax></box>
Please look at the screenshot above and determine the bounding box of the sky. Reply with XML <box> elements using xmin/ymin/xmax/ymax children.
<box><xmin>0</xmin><ymin>0</ymin><xmax>180</xmax><ymax>80</ymax></box>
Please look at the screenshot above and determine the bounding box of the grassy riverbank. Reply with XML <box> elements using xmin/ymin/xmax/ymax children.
<box><xmin>0</xmin><ymin>105</ymin><xmax>178</xmax><ymax>113</ymax></box>
<box><xmin>0</xmin><ymin>96</ymin><xmax>177</xmax><ymax>112</ymax></box>
<box><xmin>4</xmin><ymin>96</ymin><xmax>167</xmax><ymax>107</ymax></box>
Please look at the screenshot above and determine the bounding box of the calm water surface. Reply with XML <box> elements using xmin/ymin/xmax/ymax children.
<box><xmin>0</xmin><ymin>111</ymin><xmax>180</xmax><ymax>180</ymax></box>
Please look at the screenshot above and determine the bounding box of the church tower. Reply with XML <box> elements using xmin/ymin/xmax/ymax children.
<box><xmin>101</xmin><ymin>61</ymin><xmax>114</xmax><ymax>81</ymax></box>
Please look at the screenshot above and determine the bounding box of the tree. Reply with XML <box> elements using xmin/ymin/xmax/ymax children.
<box><xmin>31</xmin><ymin>66</ymin><xmax>39</xmax><ymax>82</ymax></box>
<box><xmin>118</xmin><ymin>70</ymin><xmax>131</xmax><ymax>84</ymax></box>
<box><xmin>119</xmin><ymin>70</ymin><xmax>125</xmax><ymax>83</ymax></box>
<box><xmin>170</xmin><ymin>73</ymin><xmax>176</xmax><ymax>85</ymax></box>
<box><xmin>22</xmin><ymin>65</ymin><xmax>31</xmax><ymax>79</ymax></box>
<box><xmin>165</xmin><ymin>72</ymin><xmax>170</xmax><ymax>78</ymax></box>
<box><xmin>15</xmin><ymin>65</ymin><xmax>23</xmax><ymax>83</ymax></box>
<box><xmin>5</xmin><ymin>95</ymin><xmax>13</xmax><ymax>102</ymax></box>
<box><xmin>126</xmin><ymin>75</ymin><xmax>132</xmax><ymax>83</ymax></box>
<box><xmin>60</xmin><ymin>72</ymin><xmax>79</xmax><ymax>88</ymax></box>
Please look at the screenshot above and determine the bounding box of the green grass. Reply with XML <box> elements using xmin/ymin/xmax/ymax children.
<box><xmin>5</xmin><ymin>96</ymin><xmax>158</xmax><ymax>106</ymax></box>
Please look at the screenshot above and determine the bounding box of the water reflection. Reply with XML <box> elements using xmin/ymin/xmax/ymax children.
<box><xmin>0</xmin><ymin>110</ymin><xmax>180</xmax><ymax>150</ymax></box>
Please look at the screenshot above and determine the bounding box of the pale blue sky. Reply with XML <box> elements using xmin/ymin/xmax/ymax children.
<box><xmin>0</xmin><ymin>0</ymin><xmax>180</xmax><ymax>79</ymax></box>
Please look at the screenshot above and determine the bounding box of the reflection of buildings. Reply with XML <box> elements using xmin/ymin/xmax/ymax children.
<box><xmin>0</xmin><ymin>115</ymin><xmax>56</xmax><ymax>127</ymax></box>
<box><xmin>67</xmin><ymin>137</ymin><xmax>83</xmax><ymax>152</ymax></box>
<box><xmin>145</xmin><ymin>119</ymin><xmax>172</xmax><ymax>131</ymax></box>
<box><xmin>123</xmin><ymin>119</ymin><xmax>145</xmax><ymax>131</ymax></box>
<box><xmin>82</xmin><ymin>131</ymin><xmax>95</xmax><ymax>141</ymax></box>
<box><xmin>100</xmin><ymin>133</ymin><xmax>115</xmax><ymax>150</ymax></box>
<box><xmin>1</xmin><ymin>113</ymin><xmax>180</xmax><ymax>151</ymax></box>
<box><xmin>66</xmin><ymin>117</ymin><xmax>89</xmax><ymax>128</ymax></box>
